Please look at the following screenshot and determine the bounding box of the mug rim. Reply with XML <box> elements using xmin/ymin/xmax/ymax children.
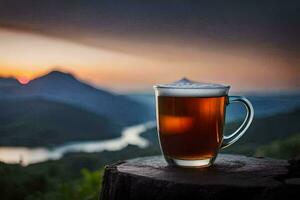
<box><xmin>153</xmin><ymin>77</ymin><xmax>230</xmax><ymax>89</ymax></box>
<box><xmin>153</xmin><ymin>78</ymin><xmax>230</xmax><ymax>97</ymax></box>
<box><xmin>153</xmin><ymin>84</ymin><xmax>230</xmax><ymax>89</ymax></box>
<box><xmin>153</xmin><ymin>86</ymin><xmax>230</xmax><ymax>97</ymax></box>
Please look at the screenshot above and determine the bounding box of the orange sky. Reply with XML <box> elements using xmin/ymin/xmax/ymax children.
<box><xmin>0</xmin><ymin>27</ymin><xmax>299</xmax><ymax>93</ymax></box>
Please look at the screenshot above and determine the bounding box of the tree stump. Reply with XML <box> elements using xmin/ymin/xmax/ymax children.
<box><xmin>100</xmin><ymin>154</ymin><xmax>300</xmax><ymax>200</ymax></box>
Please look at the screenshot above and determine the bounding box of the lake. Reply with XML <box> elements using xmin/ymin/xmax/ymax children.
<box><xmin>0</xmin><ymin>121</ymin><xmax>156</xmax><ymax>166</ymax></box>
<box><xmin>1</xmin><ymin>93</ymin><xmax>300</xmax><ymax>166</ymax></box>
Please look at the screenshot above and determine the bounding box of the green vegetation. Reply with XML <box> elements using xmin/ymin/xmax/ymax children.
<box><xmin>222</xmin><ymin>109</ymin><xmax>300</xmax><ymax>155</ymax></box>
<box><xmin>0</xmin><ymin>145</ymin><xmax>160</xmax><ymax>200</ymax></box>
<box><xmin>2</xmin><ymin>130</ymin><xmax>299</xmax><ymax>200</ymax></box>
<box><xmin>255</xmin><ymin>133</ymin><xmax>300</xmax><ymax>159</ymax></box>
<box><xmin>0</xmin><ymin>161</ymin><xmax>103</xmax><ymax>200</ymax></box>
<box><xmin>1</xmin><ymin>108</ymin><xmax>300</xmax><ymax>199</ymax></box>
<box><xmin>0</xmin><ymin>98</ymin><xmax>121</xmax><ymax>147</ymax></box>
<box><xmin>26</xmin><ymin>169</ymin><xmax>103</xmax><ymax>200</ymax></box>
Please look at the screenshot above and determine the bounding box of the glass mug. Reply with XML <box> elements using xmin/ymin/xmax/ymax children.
<box><xmin>154</xmin><ymin>78</ymin><xmax>254</xmax><ymax>168</ymax></box>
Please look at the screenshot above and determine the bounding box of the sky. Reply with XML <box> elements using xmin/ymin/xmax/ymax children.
<box><xmin>0</xmin><ymin>0</ymin><xmax>299</xmax><ymax>93</ymax></box>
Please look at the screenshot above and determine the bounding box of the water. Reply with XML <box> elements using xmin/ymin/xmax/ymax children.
<box><xmin>1</xmin><ymin>93</ymin><xmax>300</xmax><ymax>166</ymax></box>
<box><xmin>0</xmin><ymin>121</ymin><xmax>156</xmax><ymax>166</ymax></box>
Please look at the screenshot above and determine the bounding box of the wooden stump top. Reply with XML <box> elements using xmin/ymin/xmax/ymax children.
<box><xmin>100</xmin><ymin>154</ymin><xmax>300</xmax><ymax>200</ymax></box>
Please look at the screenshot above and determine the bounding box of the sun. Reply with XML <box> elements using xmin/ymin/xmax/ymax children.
<box><xmin>17</xmin><ymin>76</ymin><xmax>30</xmax><ymax>85</ymax></box>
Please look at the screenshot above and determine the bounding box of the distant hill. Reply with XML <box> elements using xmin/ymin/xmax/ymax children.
<box><xmin>233</xmin><ymin>108</ymin><xmax>300</xmax><ymax>145</ymax></box>
<box><xmin>0</xmin><ymin>77</ymin><xmax>19</xmax><ymax>94</ymax></box>
<box><xmin>0</xmin><ymin>77</ymin><xmax>19</xmax><ymax>86</ymax></box>
<box><xmin>141</xmin><ymin>108</ymin><xmax>300</xmax><ymax>155</ymax></box>
<box><xmin>255</xmin><ymin>133</ymin><xmax>300</xmax><ymax>159</ymax></box>
<box><xmin>0</xmin><ymin>70</ymin><xmax>150</xmax><ymax>126</ymax></box>
<box><xmin>0</xmin><ymin>98</ymin><xmax>121</xmax><ymax>147</ymax></box>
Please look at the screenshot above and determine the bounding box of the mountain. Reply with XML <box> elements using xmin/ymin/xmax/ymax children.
<box><xmin>0</xmin><ymin>70</ymin><xmax>150</xmax><ymax>126</ymax></box>
<box><xmin>0</xmin><ymin>77</ymin><xmax>18</xmax><ymax>86</ymax></box>
<box><xmin>0</xmin><ymin>77</ymin><xmax>19</xmax><ymax>95</ymax></box>
<box><xmin>0</xmin><ymin>98</ymin><xmax>121</xmax><ymax>147</ymax></box>
<box><xmin>231</xmin><ymin>108</ymin><xmax>300</xmax><ymax>146</ymax></box>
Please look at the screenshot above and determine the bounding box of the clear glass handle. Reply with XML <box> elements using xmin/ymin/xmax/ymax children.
<box><xmin>221</xmin><ymin>96</ymin><xmax>254</xmax><ymax>149</ymax></box>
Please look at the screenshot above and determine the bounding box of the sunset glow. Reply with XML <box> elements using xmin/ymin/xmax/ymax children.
<box><xmin>0</xmin><ymin>27</ymin><xmax>299</xmax><ymax>92</ymax></box>
<box><xmin>0</xmin><ymin>1</ymin><xmax>300</xmax><ymax>198</ymax></box>
<box><xmin>17</xmin><ymin>76</ymin><xmax>30</xmax><ymax>85</ymax></box>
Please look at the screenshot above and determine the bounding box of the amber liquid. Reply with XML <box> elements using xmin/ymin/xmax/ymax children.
<box><xmin>157</xmin><ymin>96</ymin><xmax>226</xmax><ymax>160</ymax></box>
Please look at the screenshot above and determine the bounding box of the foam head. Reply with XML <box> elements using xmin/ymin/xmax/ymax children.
<box><xmin>154</xmin><ymin>78</ymin><xmax>230</xmax><ymax>97</ymax></box>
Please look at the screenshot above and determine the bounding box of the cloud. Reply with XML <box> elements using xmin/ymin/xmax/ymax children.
<box><xmin>0</xmin><ymin>0</ymin><xmax>299</xmax><ymax>53</ymax></box>
<box><xmin>0</xmin><ymin>0</ymin><xmax>299</xmax><ymax>92</ymax></box>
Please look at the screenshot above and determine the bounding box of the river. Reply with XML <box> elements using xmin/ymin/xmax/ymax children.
<box><xmin>0</xmin><ymin>121</ymin><xmax>156</xmax><ymax>166</ymax></box>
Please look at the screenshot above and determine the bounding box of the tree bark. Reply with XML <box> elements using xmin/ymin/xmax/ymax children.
<box><xmin>100</xmin><ymin>154</ymin><xmax>300</xmax><ymax>200</ymax></box>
